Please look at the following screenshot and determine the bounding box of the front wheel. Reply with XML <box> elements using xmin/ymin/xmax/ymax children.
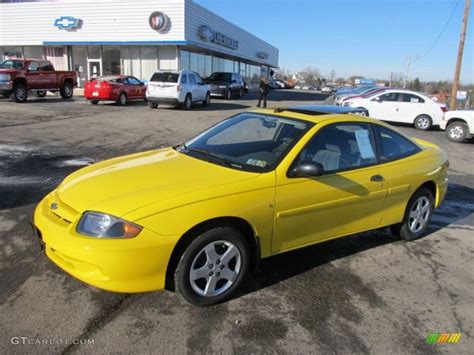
<box><xmin>446</xmin><ymin>121</ymin><xmax>469</xmax><ymax>142</ymax></box>
<box><xmin>60</xmin><ymin>82</ymin><xmax>74</xmax><ymax>99</ymax></box>
<box><xmin>148</xmin><ymin>101</ymin><xmax>158</xmax><ymax>109</ymax></box>
<box><xmin>12</xmin><ymin>84</ymin><xmax>28</xmax><ymax>103</ymax></box>
<box><xmin>238</xmin><ymin>88</ymin><xmax>243</xmax><ymax>98</ymax></box>
<box><xmin>414</xmin><ymin>115</ymin><xmax>432</xmax><ymax>131</ymax></box>
<box><xmin>390</xmin><ymin>187</ymin><xmax>434</xmax><ymax>241</ymax></box>
<box><xmin>225</xmin><ymin>89</ymin><xmax>232</xmax><ymax>100</ymax></box>
<box><xmin>174</xmin><ymin>227</ymin><xmax>249</xmax><ymax>306</ymax></box>
<box><xmin>35</xmin><ymin>90</ymin><xmax>47</xmax><ymax>98</ymax></box>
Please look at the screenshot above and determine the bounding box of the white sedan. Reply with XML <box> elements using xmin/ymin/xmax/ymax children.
<box><xmin>346</xmin><ymin>89</ymin><xmax>447</xmax><ymax>130</ymax></box>
<box><xmin>440</xmin><ymin>110</ymin><xmax>473</xmax><ymax>142</ymax></box>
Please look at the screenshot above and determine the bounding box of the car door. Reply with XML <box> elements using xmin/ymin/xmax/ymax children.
<box><xmin>272</xmin><ymin>122</ymin><xmax>388</xmax><ymax>253</ymax></box>
<box><xmin>125</xmin><ymin>76</ymin><xmax>142</xmax><ymax>99</ymax></box>
<box><xmin>26</xmin><ymin>61</ymin><xmax>41</xmax><ymax>89</ymax></box>
<box><xmin>368</xmin><ymin>92</ymin><xmax>401</xmax><ymax>122</ymax></box>
<box><xmin>396</xmin><ymin>93</ymin><xmax>426</xmax><ymax>123</ymax></box>
<box><xmin>187</xmin><ymin>73</ymin><xmax>198</xmax><ymax>101</ymax></box>
<box><xmin>38</xmin><ymin>61</ymin><xmax>56</xmax><ymax>89</ymax></box>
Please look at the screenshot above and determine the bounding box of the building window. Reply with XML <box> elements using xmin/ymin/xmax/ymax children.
<box><xmin>3</xmin><ymin>46</ymin><xmax>23</xmax><ymax>59</ymax></box>
<box><xmin>102</xmin><ymin>47</ymin><xmax>121</xmax><ymax>75</ymax></box>
<box><xmin>140</xmin><ymin>47</ymin><xmax>158</xmax><ymax>81</ymax></box>
<box><xmin>23</xmin><ymin>47</ymin><xmax>44</xmax><ymax>59</ymax></box>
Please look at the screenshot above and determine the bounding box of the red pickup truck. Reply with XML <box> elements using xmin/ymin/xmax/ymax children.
<box><xmin>0</xmin><ymin>59</ymin><xmax>77</xmax><ymax>103</ymax></box>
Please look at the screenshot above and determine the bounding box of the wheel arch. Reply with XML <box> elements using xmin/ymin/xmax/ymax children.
<box><xmin>13</xmin><ymin>77</ymin><xmax>27</xmax><ymax>88</ymax></box>
<box><xmin>446</xmin><ymin>117</ymin><xmax>468</xmax><ymax>126</ymax></box>
<box><xmin>165</xmin><ymin>216</ymin><xmax>260</xmax><ymax>291</ymax></box>
<box><xmin>416</xmin><ymin>180</ymin><xmax>438</xmax><ymax>207</ymax></box>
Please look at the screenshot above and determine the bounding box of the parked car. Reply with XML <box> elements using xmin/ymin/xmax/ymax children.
<box><xmin>84</xmin><ymin>75</ymin><xmax>146</xmax><ymax>105</ymax></box>
<box><xmin>334</xmin><ymin>86</ymin><xmax>377</xmax><ymax>105</ymax></box>
<box><xmin>146</xmin><ymin>70</ymin><xmax>210</xmax><ymax>110</ymax></box>
<box><xmin>0</xmin><ymin>58</ymin><xmax>77</xmax><ymax>102</ymax></box>
<box><xmin>346</xmin><ymin>89</ymin><xmax>447</xmax><ymax>130</ymax></box>
<box><xmin>204</xmin><ymin>72</ymin><xmax>245</xmax><ymax>99</ymax></box>
<box><xmin>340</xmin><ymin>87</ymin><xmax>389</xmax><ymax>106</ymax></box>
<box><xmin>274</xmin><ymin>80</ymin><xmax>286</xmax><ymax>89</ymax></box>
<box><xmin>34</xmin><ymin>105</ymin><xmax>448</xmax><ymax>306</ymax></box>
<box><xmin>440</xmin><ymin>110</ymin><xmax>473</xmax><ymax>142</ymax></box>
<box><xmin>321</xmin><ymin>85</ymin><xmax>333</xmax><ymax>93</ymax></box>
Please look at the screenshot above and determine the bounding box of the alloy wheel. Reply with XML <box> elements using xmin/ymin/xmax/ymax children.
<box><xmin>189</xmin><ymin>240</ymin><xmax>241</xmax><ymax>297</ymax></box>
<box><xmin>449</xmin><ymin>125</ymin><xmax>464</xmax><ymax>140</ymax></box>
<box><xmin>408</xmin><ymin>196</ymin><xmax>431</xmax><ymax>234</ymax></box>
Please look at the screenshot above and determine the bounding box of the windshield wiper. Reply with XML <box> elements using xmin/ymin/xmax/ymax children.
<box><xmin>182</xmin><ymin>146</ymin><xmax>243</xmax><ymax>169</ymax></box>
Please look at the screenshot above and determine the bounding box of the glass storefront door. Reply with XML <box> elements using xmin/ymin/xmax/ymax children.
<box><xmin>88</xmin><ymin>60</ymin><xmax>101</xmax><ymax>79</ymax></box>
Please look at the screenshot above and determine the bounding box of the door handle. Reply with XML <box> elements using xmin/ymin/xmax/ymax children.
<box><xmin>370</xmin><ymin>175</ymin><xmax>385</xmax><ymax>182</ymax></box>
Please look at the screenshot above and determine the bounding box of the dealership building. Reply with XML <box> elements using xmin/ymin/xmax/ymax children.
<box><xmin>0</xmin><ymin>0</ymin><xmax>278</xmax><ymax>87</ymax></box>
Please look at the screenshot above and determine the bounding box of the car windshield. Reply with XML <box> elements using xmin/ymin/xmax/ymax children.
<box><xmin>207</xmin><ymin>73</ymin><xmax>232</xmax><ymax>82</ymax></box>
<box><xmin>0</xmin><ymin>60</ymin><xmax>24</xmax><ymax>69</ymax></box>
<box><xmin>150</xmin><ymin>72</ymin><xmax>179</xmax><ymax>83</ymax></box>
<box><xmin>96</xmin><ymin>76</ymin><xmax>122</xmax><ymax>83</ymax></box>
<box><xmin>176</xmin><ymin>113</ymin><xmax>312</xmax><ymax>172</ymax></box>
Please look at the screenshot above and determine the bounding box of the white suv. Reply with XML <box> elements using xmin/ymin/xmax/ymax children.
<box><xmin>146</xmin><ymin>70</ymin><xmax>211</xmax><ymax>110</ymax></box>
<box><xmin>440</xmin><ymin>110</ymin><xmax>473</xmax><ymax>142</ymax></box>
<box><xmin>346</xmin><ymin>89</ymin><xmax>447</xmax><ymax>130</ymax></box>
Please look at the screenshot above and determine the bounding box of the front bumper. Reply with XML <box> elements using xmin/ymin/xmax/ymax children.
<box><xmin>0</xmin><ymin>81</ymin><xmax>13</xmax><ymax>91</ymax></box>
<box><xmin>209</xmin><ymin>88</ymin><xmax>227</xmax><ymax>96</ymax></box>
<box><xmin>33</xmin><ymin>192</ymin><xmax>179</xmax><ymax>293</ymax></box>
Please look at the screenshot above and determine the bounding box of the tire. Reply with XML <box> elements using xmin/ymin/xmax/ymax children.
<box><xmin>89</xmin><ymin>100</ymin><xmax>99</xmax><ymax>105</ymax></box>
<box><xmin>446</xmin><ymin>121</ymin><xmax>469</xmax><ymax>143</ymax></box>
<box><xmin>225</xmin><ymin>89</ymin><xmax>232</xmax><ymax>100</ymax></box>
<box><xmin>202</xmin><ymin>92</ymin><xmax>210</xmax><ymax>106</ymax></box>
<box><xmin>148</xmin><ymin>101</ymin><xmax>158</xmax><ymax>109</ymax></box>
<box><xmin>238</xmin><ymin>88</ymin><xmax>243</xmax><ymax>98</ymax></box>
<box><xmin>414</xmin><ymin>115</ymin><xmax>432</xmax><ymax>131</ymax></box>
<box><xmin>174</xmin><ymin>227</ymin><xmax>249</xmax><ymax>306</ymax></box>
<box><xmin>35</xmin><ymin>90</ymin><xmax>47</xmax><ymax>98</ymax></box>
<box><xmin>184</xmin><ymin>94</ymin><xmax>192</xmax><ymax>110</ymax></box>
<box><xmin>357</xmin><ymin>108</ymin><xmax>369</xmax><ymax>116</ymax></box>
<box><xmin>12</xmin><ymin>83</ymin><xmax>28</xmax><ymax>103</ymax></box>
<box><xmin>59</xmin><ymin>81</ymin><xmax>74</xmax><ymax>99</ymax></box>
<box><xmin>390</xmin><ymin>187</ymin><xmax>434</xmax><ymax>241</ymax></box>
<box><xmin>117</xmin><ymin>92</ymin><xmax>127</xmax><ymax>106</ymax></box>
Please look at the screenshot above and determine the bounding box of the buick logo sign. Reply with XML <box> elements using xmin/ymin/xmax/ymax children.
<box><xmin>149</xmin><ymin>11</ymin><xmax>170</xmax><ymax>33</ymax></box>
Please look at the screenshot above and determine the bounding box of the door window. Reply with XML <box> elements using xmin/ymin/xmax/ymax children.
<box><xmin>126</xmin><ymin>77</ymin><xmax>142</xmax><ymax>85</ymax></box>
<box><xmin>27</xmin><ymin>62</ymin><xmax>40</xmax><ymax>71</ymax></box>
<box><xmin>401</xmin><ymin>94</ymin><xmax>424</xmax><ymax>103</ymax></box>
<box><xmin>295</xmin><ymin>123</ymin><xmax>377</xmax><ymax>173</ymax></box>
<box><xmin>181</xmin><ymin>74</ymin><xmax>188</xmax><ymax>84</ymax></box>
<box><xmin>374</xmin><ymin>125</ymin><xmax>421</xmax><ymax>162</ymax></box>
<box><xmin>188</xmin><ymin>74</ymin><xmax>196</xmax><ymax>84</ymax></box>
<box><xmin>376</xmin><ymin>92</ymin><xmax>400</xmax><ymax>102</ymax></box>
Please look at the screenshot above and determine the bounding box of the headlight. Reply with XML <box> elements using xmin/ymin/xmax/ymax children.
<box><xmin>0</xmin><ymin>74</ymin><xmax>11</xmax><ymax>82</ymax></box>
<box><xmin>218</xmin><ymin>85</ymin><xmax>227</xmax><ymax>89</ymax></box>
<box><xmin>76</xmin><ymin>212</ymin><xmax>142</xmax><ymax>239</ymax></box>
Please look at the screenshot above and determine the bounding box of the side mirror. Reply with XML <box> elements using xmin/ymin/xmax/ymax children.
<box><xmin>289</xmin><ymin>161</ymin><xmax>324</xmax><ymax>178</ymax></box>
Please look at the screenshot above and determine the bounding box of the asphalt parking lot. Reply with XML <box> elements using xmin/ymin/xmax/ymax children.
<box><xmin>0</xmin><ymin>90</ymin><xmax>473</xmax><ymax>354</ymax></box>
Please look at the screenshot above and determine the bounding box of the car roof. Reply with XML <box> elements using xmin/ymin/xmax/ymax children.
<box><xmin>251</xmin><ymin>106</ymin><xmax>377</xmax><ymax>125</ymax></box>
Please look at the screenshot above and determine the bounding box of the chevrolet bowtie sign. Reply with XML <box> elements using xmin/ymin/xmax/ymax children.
<box><xmin>198</xmin><ymin>25</ymin><xmax>238</xmax><ymax>50</ymax></box>
<box><xmin>54</xmin><ymin>16</ymin><xmax>82</xmax><ymax>31</ymax></box>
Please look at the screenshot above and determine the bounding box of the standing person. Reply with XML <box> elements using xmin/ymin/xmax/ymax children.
<box><xmin>257</xmin><ymin>76</ymin><xmax>269</xmax><ymax>108</ymax></box>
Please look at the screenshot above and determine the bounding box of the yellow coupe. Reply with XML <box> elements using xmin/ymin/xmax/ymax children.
<box><xmin>34</xmin><ymin>106</ymin><xmax>448</xmax><ymax>306</ymax></box>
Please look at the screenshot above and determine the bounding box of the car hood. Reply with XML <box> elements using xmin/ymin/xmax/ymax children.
<box><xmin>56</xmin><ymin>148</ymin><xmax>259</xmax><ymax>219</ymax></box>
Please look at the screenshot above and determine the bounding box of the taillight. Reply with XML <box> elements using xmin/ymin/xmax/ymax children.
<box><xmin>177</xmin><ymin>85</ymin><xmax>181</xmax><ymax>92</ymax></box>
<box><xmin>441</xmin><ymin>106</ymin><xmax>448</xmax><ymax>113</ymax></box>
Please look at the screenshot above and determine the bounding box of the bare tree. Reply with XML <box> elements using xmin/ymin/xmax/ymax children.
<box><xmin>329</xmin><ymin>69</ymin><xmax>337</xmax><ymax>82</ymax></box>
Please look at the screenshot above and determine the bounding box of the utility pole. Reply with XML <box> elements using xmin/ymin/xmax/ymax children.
<box><xmin>403</xmin><ymin>57</ymin><xmax>411</xmax><ymax>89</ymax></box>
<box><xmin>450</xmin><ymin>0</ymin><xmax>470</xmax><ymax>110</ymax></box>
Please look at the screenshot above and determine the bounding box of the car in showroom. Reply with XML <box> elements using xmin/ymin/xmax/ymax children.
<box><xmin>346</xmin><ymin>89</ymin><xmax>448</xmax><ymax>130</ymax></box>
<box><xmin>34</xmin><ymin>106</ymin><xmax>448</xmax><ymax>306</ymax></box>
<box><xmin>0</xmin><ymin>58</ymin><xmax>77</xmax><ymax>102</ymax></box>
<box><xmin>440</xmin><ymin>110</ymin><xmax>473</xmax><ymax>142</ymax></box>
<box><xmin>146</xmin><ymin>70</ymin><xmax>210</xmax><ymax>110</ymax></box>
<box><xmin>204</xmin><ymin>72</ymin><xmax>245</xmax><ymax>99</ymax></box>
<box><xmin>84</xmin><ymin>75</ymin><xmax>147</xmax><ymax>105</ymax></box>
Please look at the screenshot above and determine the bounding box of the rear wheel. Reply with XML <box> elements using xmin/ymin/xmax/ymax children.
<box><xmin>12</xmin><ymin>83</ymin><xmax>28</xmax><ymax>103</ymax></box>
<box><xmin>446</xmin><ymin>121</ymin><xmax>469</xmax><ymax>142</ymax></box>
<box><xmin>35</xmin><ymin>90</ymin><xmax>47</xmax><ymax>98</ymax></box>
<box><xmin>117</xmin><ymin>92</ymin><xmax>127</xmax><ymax>106</ymax></box>
<box><xmin>414</xmin><ymin>115</ymin><xmax>432</xmax><ymax>131</ymax></box>
<box><xmin>174</xmin><ymin>227</ymin><xmax>249</xmax><ymax>306</ymax></box>
<box><xmin>184</xmin><ymin>94</ymin><xmax>192</xmax><ymax>110</ymax></box>
<box><xmin>60</xmin><ymin>82</ymin><xmax>74</xmax><ymax>99</ymax></box>
<box><xmin>89</xmin><ymin>100</ymin><xmax>99</xmax><ymax>105</ymax></box>
<box><xmin>390</xmin><ymin>187</ymin><xmax>434</xmax><ymax>241</ymax></box>
<box><xmin>202</xmin><ymin>92</ymin><xmax>210</xmax><ymax>106</ymax></box>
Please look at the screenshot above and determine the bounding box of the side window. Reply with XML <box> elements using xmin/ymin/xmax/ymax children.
<box><xmin>377</xmin><ymin>93</ymin><xmax>400</xmax><ymax>102</ymax></box>
<box><xmin>194</xmin><ymin>74</ymin><xmax>203</xmax><ymax>84</ymax></box>
<box><xmin>188</xmin><ymin>74</ymin><xmax>196</xmax><ymax>84</ymax></box>
<box><xmin>181</xmin><ymin>74</ymin><xmax>188</xmax><ymax>84</ymax></box>
<box><xmin>27</xmin><ymin>62</ymin><xmax>39</xmax><ymax>71</ymax></box>
<box><xmin>39</xmin><ymin>62</ymin><xmax>53</xmax><ymax>71</ymax></box>
<box><xmin>374</xmin><ymin>125</ymin><xmax>421</xmax><ymax>162</ymax></box>
<box><xmin>127</xmin><ymin>77</ymin><xmax>141</xmax><ymax>85</ymax></box>
<box><xmin>296</xmin><ymin>123</ymin><xmax>377</xmax><ymax>173</ymax></box>
<box><xmin>402</xmin><ymin>94</ymin><xmax>425</xmax><ymax>103</ymax></box>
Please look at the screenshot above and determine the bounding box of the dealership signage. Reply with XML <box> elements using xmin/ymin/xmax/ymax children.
<box><xmin>54</xmin><ymin>16</ymin><xmax>83</xmax><ymax>31</ymax></box>
<box><xmin>149</xmin><ymin>11</ymin><xmax>170</xmax><ymax>33</ymax></box>
<box><xmin>456</xmin><ymin>91</ymin><xmax>467</xmax><ymax>101</ymax></box>
<box><xmin>198</xmin><ymin>25</ymin><xmax>238</xmax><ymax>50</ymax></box>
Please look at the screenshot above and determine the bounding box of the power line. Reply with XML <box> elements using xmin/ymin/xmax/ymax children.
<box><xmin>418</xmin><ymin>0</ymin><xmax>461</xmax><ymax>59</ymax></box>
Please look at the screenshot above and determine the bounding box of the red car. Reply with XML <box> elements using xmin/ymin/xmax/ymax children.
<box><xmin>84</xmin><ymin>75</ymin><xmax>147</xmax><ymax>105</ymax></box>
